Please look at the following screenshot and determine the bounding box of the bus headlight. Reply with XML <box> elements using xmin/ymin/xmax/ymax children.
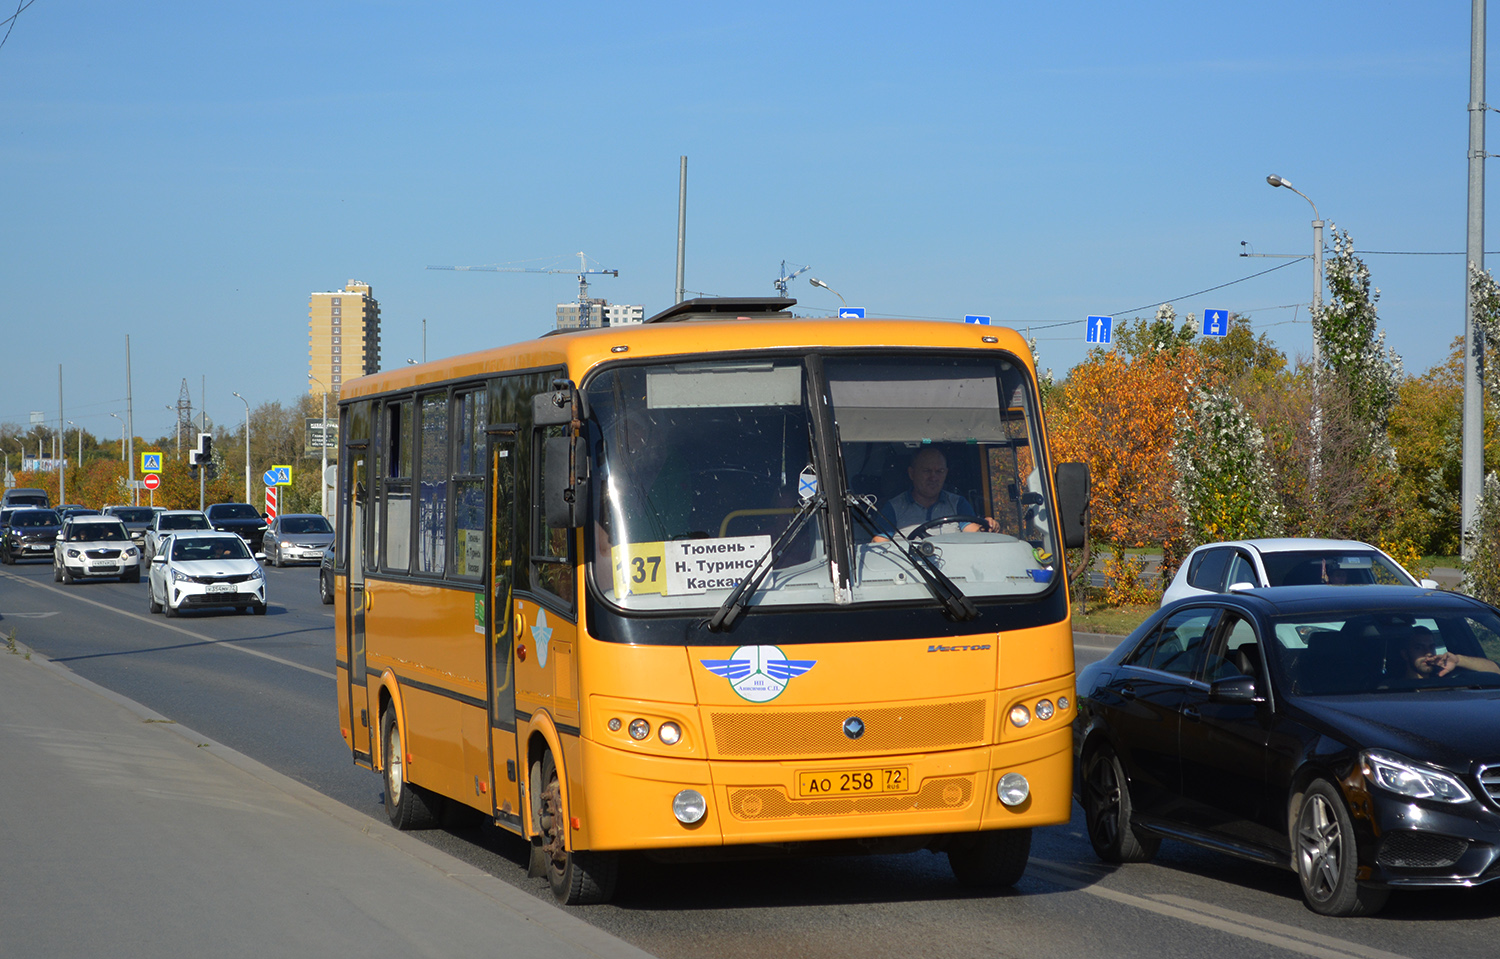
<box><xmin>658</xmin><ymin>722</ymin><xmax>682</xmax><ymax>745</ymax></box>
<box><xmin>1035</xmin><ymin>699</ymin><xmax>1055</xmax><ymax>720</ymax></box>
<box><xmin>997</xmin><ymin>773</ymin><xmax>1030</xmax><ymax>807</ymax></box>
<box><xmin>672</xmin><ymin>789</ymin><xmax>707</xmax><ymax>824</ymax></box>
<box><xmin>628</xmin><ymin>718</ymin><xmax>651</xmax><ymax>741</ymax></box>
<box><xmin>1008</xmin><ymin>704</ymin><xmax>1031</xmax><ymax>728</ymax></box>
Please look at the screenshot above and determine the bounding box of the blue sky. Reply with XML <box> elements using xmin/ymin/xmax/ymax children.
<box><xmin>0</xmin><ymin>1</ymin><xmax>1488</xmax><ymax>441</ymax></box>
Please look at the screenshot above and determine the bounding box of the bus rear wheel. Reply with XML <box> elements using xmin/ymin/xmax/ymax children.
<box><xmin>948</xmin><ymin>828</ymin><xmax>1031</xmax><ymax>887</ymax></box>
<box><xmin>381</xmin><ymin>709</ymin><xmax>440</xmax><ymax>830</ymax></box>
<box><xmin>536</xmin><ymin>750</ymin><xmax>617</xmax><ymax>904</ymax></box>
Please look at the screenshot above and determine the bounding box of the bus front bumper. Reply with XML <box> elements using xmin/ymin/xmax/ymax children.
<box><xmin>572</xmin><ymin>726</ymin><xmax>1071</xmax><ymax>852</ymax></box>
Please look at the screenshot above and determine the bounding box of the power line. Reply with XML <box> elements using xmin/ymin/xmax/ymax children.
<box><xmin>0</xmin><ymin>0</ymin><xmax>37</xmax><ymax>54</ymax></box>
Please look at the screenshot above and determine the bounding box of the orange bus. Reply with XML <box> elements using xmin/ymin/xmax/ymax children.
<box><xmin>332</xmin><ymin>297</ymin><xmax>1090</xmax><ymax>903</ymax></box>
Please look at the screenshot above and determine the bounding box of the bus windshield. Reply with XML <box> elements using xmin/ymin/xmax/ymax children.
<box><xmin>586</xmin><ymin>352</ymin><xmax>1058</xmax><ymax>613</ymax></box>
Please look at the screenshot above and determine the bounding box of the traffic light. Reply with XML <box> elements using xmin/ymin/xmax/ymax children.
<box><xmin>197</xmin><ymin>432</ymin><xmax>212</xmax><ymax>462</ymax></box>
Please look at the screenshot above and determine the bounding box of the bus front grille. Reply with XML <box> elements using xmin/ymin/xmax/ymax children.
<box><xmin>709</xmin><ymin>699</ymin><xmax>987</xmax><ymax>759</ymax></box>
<box><xmin>728</xmin><ymin>777</ymin><xmax>975</xmax><ymax>820</ymax></box>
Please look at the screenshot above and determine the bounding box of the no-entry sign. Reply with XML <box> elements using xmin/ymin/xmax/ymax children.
<box><xmin>143</xmin><ymin>473</ymin><xmax>161</xmax><ymax>491</ymax></box>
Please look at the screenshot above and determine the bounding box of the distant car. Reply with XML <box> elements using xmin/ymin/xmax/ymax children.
<box><xmin>0</xmin><ymin>509</ymin><xmax>63</xmax><ymax>564</ymax></box>
<box><xmin>203</xmin><ymin>502</ymin><xmax>269</xmax><ymax>551</ymax></box>
<box><xmin>147</xmin><ymin>531</ymin><xmax>266</xmax><ymax>616</ymax></box>
<box><xmin>144</xmin><ymin>510</ymin><xmax>211</xmax><ymax>563</ymax></box>
<box><xmin>100</xmin><ymin>505</ymin><xmax>157</xmax><ymax>545</ymax></box>
<box><xmin>53</xmin><ymin>516</ymin><xmax>140</xmax><ymax>583</ymax></box>
<box><xmin>57</xmin><ymin>506</ymin><xmax>100</xmax><ymax>522</ymax></box>
<box><xmin>1075</xmin><ymin>585</ymin><xmax>1500</xmax><ymax>917</ymax></box>
<box><xmin>262</xmin><ymin>513</ymin><xmax>333</xmax><ymax>567</ymax></box>
<box><xmin>1</xmin><ymin>488</ymin><xmax>51</xmax><ymax>511</ymax></box>
<box><xmin>1160</xmin><ymin>538</ymin><xmax>1437</xmax><ymax>607</ymax></box>
<box><xmin>319</xmin><ymin>541</ymin><xmax>336</xmax><ymax>604</ymax></box>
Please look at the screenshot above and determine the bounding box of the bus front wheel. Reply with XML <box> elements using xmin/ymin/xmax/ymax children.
<box><xmin>948</xmin><ymin>828</ymin><xmax>1031</xmax><ymax>887</ymax></box>
<box><xmin>382</xmin><ymin>709</ymin><xmax>441</xmax><ymax>830</ymax></box>
<box><xmin>536</xmin><ymin>749</ymin><xmax>617</xmax><ymax>904</ymax></box>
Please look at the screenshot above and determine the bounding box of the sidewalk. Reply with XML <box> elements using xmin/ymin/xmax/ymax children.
<box><xmin>0</xmin><ymin>641</ymin><xmax>655</xmax><ymax>959</ymax></box>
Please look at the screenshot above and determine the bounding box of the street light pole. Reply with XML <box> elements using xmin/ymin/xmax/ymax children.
<box><xmin>808</xmin><ymin>276</ymin><xmax>846</xmax><ymax>309</ymax></box>
<box><xmin>232</xmin><ymin>392</ymin><xmax>251</xmax><ymax>505</ymax></box>
<box><xmin>67</xmin><ymin>420</ymin><xmax>79</xmax><ymax>502</ymax></box>
<box><xmin>308</xmin><ymin>373</ymin><xmax>328</xmax><ymax>517</ymax></box>
<box><xmin>109</xmin><ymin>413</ymin><xmax>125</xmax><ymax>461</ymax></box>
<box><xmin>1267</xmin><ymin>174</ymin><xmax>1324</xmax><ymax>513</ymax></box>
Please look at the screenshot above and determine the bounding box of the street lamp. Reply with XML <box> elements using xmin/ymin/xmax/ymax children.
<box><xmin>308</xmin><ymin>373</ymin><xmax>329</xmax><ymax>517</ymax></box>
<box><xmin>109</xmin><ymin>413</ymin><xmax>125</xmax><ymax>460</ymax></box>
<box><xmin>67</xmin><ymin>420</ymin><xmax>79</xmax><ymax>502</ymax></box>
<box><xmin>1268</xmin><ymin>173</ymin><xmax>1325</xmax><ymax>503</ymax></box>
<box><xmin>166</xmin><ymin>405</ymin><xmax>182</xmax><ymax>458</ymax></box>
<box><xmin>1266</xmin><ymin>175</ymin><xmax>1324</xmax><ymax>370</ymax></box>
<box><xmin>232</xmin><ymin>392</ymin><xmax>251</xmax><ymax>506</ymax></box>
<box><xmin>808</xmin><ymin>277</ymin><xmax>846</xmax><ymax>309</ymax></box>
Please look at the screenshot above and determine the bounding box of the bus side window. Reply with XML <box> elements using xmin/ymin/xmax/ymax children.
<box><xmin>532</xmin><ymin>424</ymin><xmax>575</xmax><ymax>604</ymax></box>
<box><xmin>384</xmin><ymin>398</ymin><xmax>413</xmax><ymax>572</ymax></box>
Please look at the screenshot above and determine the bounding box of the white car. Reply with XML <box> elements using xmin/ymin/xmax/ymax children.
<box><xmin>1161</xmin><ymin>537</ymin><xmax>1440</xmax><ymax>606</ymax></box>
<box><xmin>147</xmin><ymin>531</ymin><xmax>267</xmax><ymax>616</ymax></box>
<box><xmin>53</xmin><ymin>517</ymin><xmax>141</xmax><ymax>583</ymax></box>
<box><xmin>144</xmin><ymin>509</ymin><xmax>211</xmax><ymax>563</ymax></box>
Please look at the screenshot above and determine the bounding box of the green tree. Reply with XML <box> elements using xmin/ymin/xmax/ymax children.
<box><xmin>1314</xmin><ymin>227</ymin><xmax>1402</xmax><ymax>450</ymax></box>
<box><xmin>1114</xmin><ymin>303</ymin><xmax>1198</xmax><ymax>360</ymax></box>
<box><xmin>1172</xmin><ymin>390</ymin><xmax>1281</xmax><ymax>546</ymax></box>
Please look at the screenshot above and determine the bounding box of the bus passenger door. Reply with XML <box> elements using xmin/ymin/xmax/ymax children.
<box><xmin>346</xmin><ymin>446</ymin><xmax>372</xmax><ymax>762</ymax></box>
<box><xmin>487</xmin><ymin>431</ymin><xmax>524</xmax><ymax>829</ymax></box>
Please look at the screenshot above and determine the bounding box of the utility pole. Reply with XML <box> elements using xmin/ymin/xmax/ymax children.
<box><xmin>1464</xmin><ymin>0</ymin><xmax>1487</xmax><ymax>561</ymax></box>
<box><xmin>57</xmin><ymin>365</ymin><xmax>64</xmax><ymax>504</ymax></box>
<box><xmin>126</xmin><ymin>335</ymin><xmax>135</xmax><ymax>506</ymax></box>
<box><xmin>676</xmin><ymin>156</ymin><xmax>688</xmax><ymax>304</ymax></box>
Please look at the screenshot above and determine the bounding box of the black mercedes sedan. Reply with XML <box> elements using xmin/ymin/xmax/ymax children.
<box><xmin>1074</xmin><ymin>586</ymin><xmax>1500</xmax><ymax>917</ymax></box>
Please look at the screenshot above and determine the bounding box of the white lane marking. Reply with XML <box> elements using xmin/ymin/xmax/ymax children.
<box><xmin>0</xmin><ymin>569</ymin><xmax>335</xmax><ymax>680</ymax></box>
<box><xmin>1029</xmin><ymin>860</ymin><xmax>1411</xmax><ymax>959</ymax></box>
<box><xmin>0</xmin><ymin>611</ymin><xmax>59</xmax><ymax>618</ymax></box>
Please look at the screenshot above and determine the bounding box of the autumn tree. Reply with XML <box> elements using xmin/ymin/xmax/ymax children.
<box><xmin>1049</xmin><ymin>318</ymin><xmax>1204</xmax><ymax>601</ymax></box>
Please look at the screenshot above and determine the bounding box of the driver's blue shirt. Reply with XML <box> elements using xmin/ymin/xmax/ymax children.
<box><xmin>880</xmin><ymin>490</ymin><xmax>977</xmax><ymax>532</ymax></box>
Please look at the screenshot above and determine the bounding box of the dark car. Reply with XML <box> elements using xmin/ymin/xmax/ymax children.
<box><xmin>101</xmin><ymin>505</ymin><xmax>157</xmax><ymax>545</ymax></box>
<box><xmin>319</xmin><ymin>541</ymin><xmax>336</xmax><ymax>605</ymax></box>
<box><xmin>0</xmin><ymin>508</ymin><xmax>64</xmax><ymax>564</ymax></box>
<box><xmin>1074</xmin><ymin>586</ymin><xmax>1500</xmax><ymax>917</ymax></box>
<box><xmin>203</xmin><ymin>502</ymin><xmax>269</xmax><ymax>552</ymax></box>
<box><xmin>262</xmin><ymin>513</ymin><xmax>333</xmax><ymax>567</ymax></box>
<box><xmin>1</xmin><ymin>488</ymin><xmax>50</xmax><ymax>511</ymax></box>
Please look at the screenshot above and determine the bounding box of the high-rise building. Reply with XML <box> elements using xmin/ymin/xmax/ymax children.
<box><xmin>309</xmin><ymin>280</ymin><xmax>381</xmax><ymax>395</ymax></box>
<box><xmin>555</xmin><ymin>299</ymin><xmax>645</xmax><ymax>331</ymax></box>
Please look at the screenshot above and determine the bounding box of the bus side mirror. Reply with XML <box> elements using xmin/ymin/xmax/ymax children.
<box><xmin>1054</xmin><ymin>462</ymin><xmax>1090</xmax><ymax>550</ymax></box>
<box><xmin>543</xmin><ymin>436</ymin><xmax>589</xmax><ymax>529</ymax></box>
<box><xmin>532</xmin><ymin>387</ymin><xmax>576</xmax><ymax>427</ymax></box>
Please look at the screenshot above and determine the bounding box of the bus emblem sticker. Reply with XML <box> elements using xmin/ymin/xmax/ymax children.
<box><xmin>531</xmin><ymin>607</ymin><xmax>553</xmax><ymax>668</ymax></box>
<box><xmin>701</xmin><ymin>645</ymin><xmax>816</xmax><ymax>703</ymax></box>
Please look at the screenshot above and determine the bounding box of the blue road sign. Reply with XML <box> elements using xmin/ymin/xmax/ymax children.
<box><xmin>838</xmin><ymin>307</ymin><xmax>866</xmax><ymax>318</ymax></box>
<box><xmin>140</xmin><ymin>452</ymin><xmax>162</xmax><ymax>474</ymax></box>
<box><xmin>1202</xmin><ymin>309</ymin><xmax>1229</xmax><ymax>337</ymax></box>
<box><xmin>262</xmin><ymin>466</ymin><xmax>292</xmax><ymax>487</ymax></box>
<box><xmin>262</xmin><ymin>469</ymin><xmax>279</xmax><ymax>487</ymax></box>
<box><xmin>1086</xmin><ymin>315</ymin><xmax>1113</xmax><ymax>344</ymax></box>
<box><xmin>964</xmin><ymin>314</ymin><xmax>991</xmax><ymax>326</ymax></box>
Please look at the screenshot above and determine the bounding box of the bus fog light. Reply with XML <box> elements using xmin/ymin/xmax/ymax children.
<box><xmin>628</xmin><ymin>718</ymin><xmax>651</xmax><ymax>741</ymax></box>
<box><xmin>1035</xmin><ymin>699</ymin><xmax>1054</xmax><ymax>720</ymax></box>
<box><xmin>1009</xmin><ymin>705</ymin><xmax>1031</xmax><ymax>728</ymax></box>
<box><xmin>658</xmin><ymin>722</ymin><xmax>681</xmax><ymax>745</ymax></box>
<box><xmin>997</xmin><ymin>773</ymin><xmax>1030</xmax><ymax>806</ymax></box>
<box><xmin>672</xmin><ymin>789</ymin><xmax>707</xmax><ymax>824</ymax></box>
<box><xmin>607</xmin><ymin>718</ymin><xmax>622</xmax><ymax>732</ymax></box>
<box><xmin>1058</xmin><ymin>696</ymin><xmax>1070</xmax><ymax>711</ymax></box>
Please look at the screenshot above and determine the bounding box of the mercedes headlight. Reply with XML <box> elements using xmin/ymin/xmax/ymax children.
<box><xmin>1363</xmin><ymin>750</ymin><xmax>1473</xmax><ymax>803</ymax></box>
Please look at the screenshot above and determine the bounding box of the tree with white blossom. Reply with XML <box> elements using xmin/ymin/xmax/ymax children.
<box><xmin>1172</xmin><ymin>389</ymin><xmax>1282</xmax><ymax>546</ymax></box>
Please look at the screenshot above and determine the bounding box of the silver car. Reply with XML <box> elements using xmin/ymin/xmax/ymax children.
<box><xmin>54</xmin><ymin>517</ymin><xmax>141</xmax><ymax>583</ymax></box>
<box><xmin>261</xmin><ymin>513</ymin><xmax>333</xmax><ymax>567</ymax></box>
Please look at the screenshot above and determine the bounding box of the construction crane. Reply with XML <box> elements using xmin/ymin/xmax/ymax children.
<box><xmin>773</xmin><ymin>260</ymin><xmax>810</xmax><ymax>298</ymax></box>
<box><xmin>427</xmin><ymin>252</ymin><xmax>619</xmax><ymax>329</ymax></box>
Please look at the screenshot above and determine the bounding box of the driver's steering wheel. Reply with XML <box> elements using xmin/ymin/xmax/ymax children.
<box><xmin>907</xmin><ymin>515</ymin><xmax>986</xmax><ymax>539</ymax></box>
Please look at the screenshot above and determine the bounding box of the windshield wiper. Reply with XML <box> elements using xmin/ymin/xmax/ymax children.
<box><xmin>706</xmin><ymin>493</ymin><xmax>826</xmax><ymax>633</ymax></box>
<box><xmin>845</xmin><ymin>495</ymin><xmax>978</xmax><ymax>623</ymax></box>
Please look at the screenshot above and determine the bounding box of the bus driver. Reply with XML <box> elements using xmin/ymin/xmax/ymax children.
<box><xmin>880</xmin><ymin>447</ymin><xmax>998</xmax><ymax>536</ymax></box>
